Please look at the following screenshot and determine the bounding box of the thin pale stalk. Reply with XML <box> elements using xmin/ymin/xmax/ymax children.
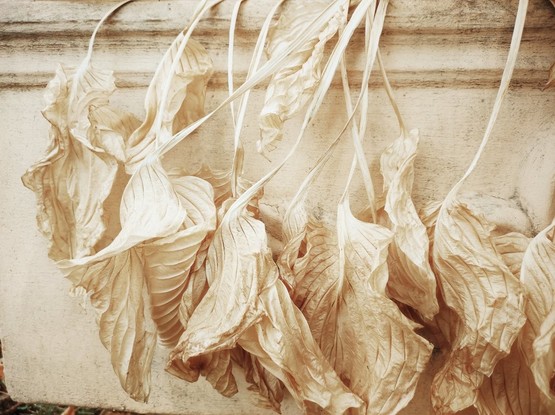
<box><xmin>377</xmin><ymin>49</ymin><xmax>407</xmax><ymax>136</ymax></box>
<box><xmin>230</xmin><ymin>0</ymin><xmax>285</xmax><ymax>197</ymax></box>
<box><xmin>224</xmin><ymin>0</ymin><xmax>379</xmax><ymax>220</ymax></box>
<box><xmin>445</xmin><ymin>0</ymin><xmax>528</xmax><ymax>200</ymax></box>
<box><xmin>69</xmin><ymin>0</ymin><xmax>136</xmax><ymax>114</ymax></box>
<box><xmin>338</xmin><ymin>9</ymin><xmax>372</xmax><ymax>211</ymax></box>
<box><xmin>227</xmin><ymin>0</ymin><xmax>246</xmax><ymax>127</ymax></box>
<box><xmin>338</xmin><ymin>0</ymin><xmax>389</xmax><ymax>214</ymax></box>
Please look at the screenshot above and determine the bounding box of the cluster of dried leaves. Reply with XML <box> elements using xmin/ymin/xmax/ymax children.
<box><xmin>22</xmin><ymin>0</ymin><xmax>555</xmax><ymax>414</ymax></box>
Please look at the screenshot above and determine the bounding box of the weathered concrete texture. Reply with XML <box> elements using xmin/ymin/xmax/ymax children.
<box><xmin>0</xmin><ymin>0</ymin><xmax>554</xmax><ymax>414</ymax></box>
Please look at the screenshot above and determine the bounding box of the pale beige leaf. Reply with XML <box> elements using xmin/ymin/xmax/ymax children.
<box><xmin>519</xmin><ymin>222</ymin><xmax>555</xmax><ymax>359</ymax></box>
<box><xmin>22</xmin><ymin>65</ymin><xmax>119</xmax><ymax>260</ymax></box>
<box><xmin>258</xmin><ymin>0</ymin><xmax>348</xmax><ymax>152</ymax></box>
<box><xmin>167</xmin><ymin>259</ymin><xmax>238</xmax><ymax>398</ymax></box>
<box><xmin>430</xmin><ymin>0</ymin><xmax>529</xmax><ymax>406</ymax></box>
<box><xmin>291</xmin><ymin>217</ymin><xmax>431</xmax><ymax>415</ymax></box>
<box><xmin>57</xmin><ymin>158</ymin><xmax>186</xmax><ymax>401</ymax></box>
<box><xmin>238</xmin><ymin>281</ymin><xmax>362</xmax><ymax>415</ymax></box>
<box><xmin>493</xmin><ymin>232</ymin><xmax>530</xmax><ymax>278</ymax></box>
<box><xmin>231</xmin><ymin>347</ymin><xmax>285</xmax><ymax>413</ymax></box>
<box><xmin>169</xmin><ymin>206</ymin><xmax>362</xmax><ymax>414</ymax></box>
<box><xmin>143</xmin><ymin>175</ymin><xmax>216</xmax><ymax>347</ymax></box>
<box><xmin>431</xmin><ymin>200</ymin><xmax>526</xmax><ymax>414</ymax></box>
<box><xmin>418</xmin><ymin>204</ymin><xmax>528</xmax><ymax>350</ymax></box>
<box><xmin>168</xmin><ymin>349</ymin><xmax>238</xmax><ymax>398</ymax></box>
<box><xmin>87</xmin><ymin>105</ymin><xmax>141</xmax><ymax>162</ymax></box>
<box><xmin>126</xmin><ymin>35</ymin><xmax>212</xmax><ymax>172</ymax></box>
<box><xmin>75</xmin><ymin>158</ymin><xmax>187</xmax><ymax>261</ymax></box>
<box><xmin>532</xmin><ymin>309</ymin><xmax>555</xmax><ymax>403</ymax></box>
<box><xmin>476</xmin><ymin>343</ymin><xmax>552</xmax><ymax>415</ymax></box>
<box><xmin>419</xmin><ymin>200</ymin><xmax>442</xmax><ymax>245</ymax></box>
<box><xmin>380</xmin><ymin>129</ymin><xmax>438</xmax><ymax>320</ymax></box>
<box><xmin>520</xmin><ymin>221</ymin><xmax>555</xmax><ymax>403</ymax></box>
<box><xmin>475</xmin><ymin>231</ymin><xmax>551</xmax><ymax>415</ymax></box>
<box><xmin>63</xmin><ymin>247</ymin><xmax>156</xmax><ymax>402</ymax></box>
<box><xmin>190</xmin><ymin>165</ymin><xmax>264</xmax><ymax>216</ymax></box>
<box><xmin>337</xmin><ymin>201</ymin><xmax>393</xmax><ymax>295</ymax></box>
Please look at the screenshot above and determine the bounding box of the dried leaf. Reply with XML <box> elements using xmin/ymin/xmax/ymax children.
<box><xmin>238</xmin><ymin>281</ymin><xmax>362</xmax><ymax>414</ymax></box>
<box><xmin>61</xmin><ymin>407</ymin><xmax>76</xmax><ymax>415</ymax></box>
<box><xmin>168</xmin><ymin>348</ymin><xmax>238</xmax><ymax>398</ymax></box>
<box><xmin>22</xmin><ymin>65</ymin><xmax>119</xmax><ymax>261</ymax></box>
<box><xmin>258</xmin><ymin>0</ymin><xmax>348</xmax><ymax>152</ymax></box>
<box><xmin>520</xmin><ymin>221</ymin><xmax>555</xmax><ymax>403</ymax></box>
<box><xmin>475</xmin><ymin>231</ymin><xmax>552</xmax><ymax>415</ymax></box>
<box><xmin>476</xmin><ymin>343</ymin><xmax>551</xmax><ymax>415</ymax></box>
<box><xmin>169</xmin><ymin>204</ymin><xmax>362</xmax><ymax>414</ymax></box>
<box><xmin>430</xmin><ymin>0</ymin><xmax>529</xmax><ymax>410</ymax></box>
<box><xmin>89</xmin><ymin>159</ymin><xmax>186</xmax><ymax>260</ymax></box>
<box><xmin>431</xmin><ymin>200</ymin><xmax>526</xmax><ymax>413</ymax></box>
<box><xmin>232</xmin><ymin>348</ymin><xmax>285</xmax><ymax>413</ymax></box>
<box><xmin>88</xmin><ymin>106</ymin><xmax>141</xmax><ymax>163</ymax></box>
<box><xmin>126</xmin><ymin>35</ymin><xmax>213</xmax><ymax>172</ymax></box>
<box><xmin>143</xmin><ymin>175</ymin><xmax>216</xmax><ymax>347</ymax></box>
<box><xmin>380</xmin><ymin>128</ymin><xmax>439</xmax><ymax>320</ymax></box>
<box><xmin>64</xmin><ymin>247</ymin><xmax>156</xmax><ymax>402</ymax></box>
<box><xmin>532</xmin><ymin>309</ymin><xmax>555</xmax><ymax>404</ymax></box>
<box><xmin>58</xmin><ymin>158</ymin><xmax>186</xmax><ymax>401</ymax></box>
<box><xmin>519</xmin><ymin>222</ymin><xmax>555</xmax><ymax>359</ymax></box>
<box><xmin>493</xmin><ymin>232</ymin><xmax>530</xmax><ymax>278</ymax></box>
<box><xmin>284</xmin><ymin>203</ymin><xmax>432</xmax><ymax>415</ymax></box>
<box><xmin>191</xmin><ymin>165</ymin><xmax>264</xmax><ymax>216</ymax></box>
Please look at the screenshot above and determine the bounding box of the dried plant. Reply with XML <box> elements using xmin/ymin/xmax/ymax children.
<box><xmin>21</xmin><ymin>0</ymin><xmax>555</xmax><ymax>414</ymax></box>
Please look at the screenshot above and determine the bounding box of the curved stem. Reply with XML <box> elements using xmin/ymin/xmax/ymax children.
<box><xmin>230</xmin><ymin>0</ymin><xmax>284</xmax><ymax>197</ymax></box>
<box><xmin>445</xmin><ymin>0</ymin><xmax>528</xmax><ymax>201</ymax></box>
<box><xmin>69</xmin><ymin>0</ymin><xmax>136</xmax><ymax>112</ymax></box>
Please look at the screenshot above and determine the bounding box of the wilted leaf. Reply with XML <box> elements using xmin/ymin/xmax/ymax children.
<box><xmin>168</xmin><ymin>348</ymin><xmax>238</xmax><ymax>398</ymax></box>
<box><xmin>169</xmin><ymin>204</ymin><xmax>362</xmax><ymax>414</ymax></box>
<box><xmin>493</xmin><ymin>232</ymin><xmax>530</xmax><ymax>278</ymax></box>
<box><xmin>520</xmin><ymin>221</ymin><xmax>555</xmax><ymax>403</ymax></box>
<box><xmin>64</xmin><ymin>247</ymin><xmax>156</xmax><ymax>402</ymax></box>
<box><xmin>380</xmin><ymin>128</ymin><xmax>439</xmax><ymax>320</ymax></box>
<box><xmin>191</xmin><ymin>165</ymin><xmax>264</xmax><ymax>216</ymax></box>
<box><xmin>532</xmin><ymin>309</ymin><xmax>555</xmax><ymax>404</ymax></box>
<box><xmin>431</xmin><ymin>0</ymin><xmax>530</xmax><ymax>405</ymax></box>
<box><xmin>126</xmin><ymin>35</ymin><xmax>212</xmax><ymax>172</ymax></box>
<box><xmin>143</xmin><ymin>175</ymin><xmax>216</xmax><ymax>347</ymax></box>
<box><xmin>475</xmin><ymin>230</ymin><xmax>552</xmax><ymax>415</ymax></box>
<box><xmin>283</xmin><ymin>201</ymin><xmax>432</xmax><ymax>415</ymax></box>
<box><xmin>431</xmin><ymin>199</ymin><xmax>526</xmax><ymax>413</ymax></box>
<box><xmin>238</xmin><ymin>281</ymin><xmax>362</xmax><ymax>415</ymax></box>
<box><xmin>22</xmin><ymin>65</ymin><xmax>121</xmax><ymax>261</ymax></box>
<box><xmin>258</xmin><ymin>0</ymin><xmax>348</xmax><ymax>152</ymax></box>
<box><xmin>476</xmin><ymin>343</ymin><xmax>551</xmax><ymax>415</ymax></box>
<box><xmin>58</xmin><ymin>158</ymin><xmax>186</xmax><ymax>401</ymax></box>
<box><xmin>88</xmin><ymin>105</ymin><xmax>141</xmax><ymax>163</ymax></box>
<box><xmin>232</xmin><ymin>347</ymin><xmax>285</xmax><ymax>413</ymax></box>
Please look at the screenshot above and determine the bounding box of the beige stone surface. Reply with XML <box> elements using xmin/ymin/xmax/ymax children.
<box><xmin>0</xmin><ymin>0</ymin><xmax>553</xmax><ymax>414</ymax></box>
